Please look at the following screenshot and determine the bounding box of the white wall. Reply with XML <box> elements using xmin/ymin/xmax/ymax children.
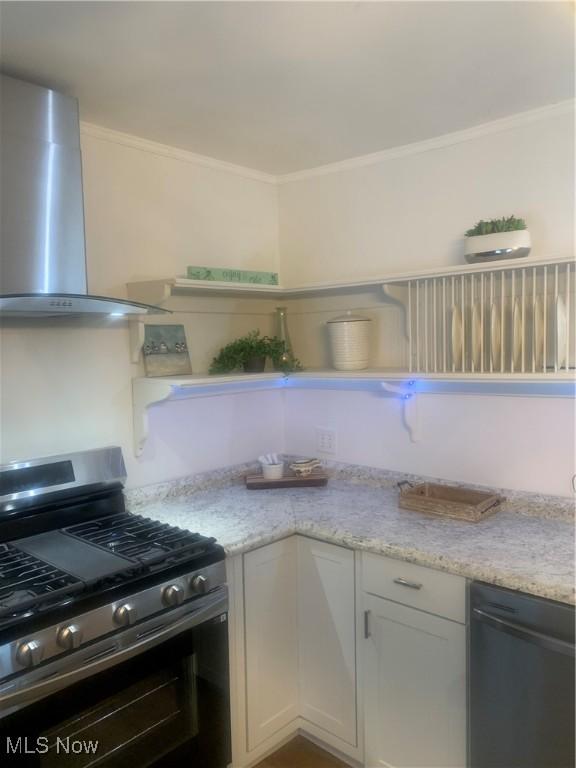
<box><xmin>0</xmin><ymin>315</ymin><xmax>284</xmax><ymax>488</ymax></box>
<box><xmin>0</xmin><ymin>129</ymin><xmax>282</xmax><ymax>487</ymax></box>
<box><xmin>139</xmin><ymin>390</ymin><xmax>284</xmax><ymax>486</ymax></box>
<box><xmin>81</xmin><ymin>126</ymin><xmax>279</xmax><ymax>298</ymax></box>
<box><xmin>1</xmin><ymin>108</ymin><xmax>573</xmax><ymax>495</ymax></box>
<box><xmin>278</xmin><ymin>106</ymin><xmax>574</xmax><ymax>286</ymax></box>
<box><xmin>283</xmin><ymin>389</ymin><xmax>575</xmax><ymax>497</ymax></box>
<box><xmin>278</xmin><ymin>106</ymin><xmax>575</xmax><ymax>498</ymax></box>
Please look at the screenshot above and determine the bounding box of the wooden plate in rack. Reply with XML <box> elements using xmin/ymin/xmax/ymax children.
<box><xmin>490</xmin><ymin>302</ymin><xmax>501</xmax><ymax>370</ymax></box>
<box><xmin>471</xmin><ymin>303</ymin><xmax>482</xmax><ymax>370</ymax></box>
<box><xmin>533</xmin><ymin>297</ymin><xmax>544</xmax><ymax>369</ymax></box>
<box><xmin>451</xmin><ymin>305</ymin><xmax>463</xmax><ymax>369</ymax></box>
<box><xmin>512</xmin><ymin>298</ymin><xmax>522</xmax><ymax>370</ymax></box>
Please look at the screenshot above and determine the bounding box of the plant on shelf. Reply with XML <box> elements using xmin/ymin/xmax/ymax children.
<box><xmin>464</xmin><ymin>216</ymin><xmax>527</xmax><ymax>237</ymax></box>
<box><xmin>463</xmin><ymin>215</ymin><xmax>530</xmax><ymax>264</ymax></box>
<box><xmin>209</xmin><ymin>331</ymin><xmax>302</xmax><ymax>375</ymax></box>
<box><xmin>266</xmin><ymin>335</ymin><xmax>302</xmax><ymax>374</ymax></box>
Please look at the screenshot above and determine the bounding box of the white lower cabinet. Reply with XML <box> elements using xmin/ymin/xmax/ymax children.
<box><xmin>239</xmin><ymin>539</ymin><xmax>467</xmax><ymax>768</ymax></box>
<box><xmin>244</xmin><ymin>537</ymin><xmax>299</xmax><ymax>751</ymax></box>
<box><xmin>363</xmin><ymin>593</ymin><xmax>467</xmax><ymax>768</ymax></box>
<box><xmin>297</xmin><ymin>536</ymin><xmax>357</xmax><ymax>746</ymax></box>
<box><xmin>242</xmin><ymin>536</ymin><xmax>358</xmax><ymax>761</ymax></box>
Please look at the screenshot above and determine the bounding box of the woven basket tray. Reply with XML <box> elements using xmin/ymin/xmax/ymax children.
<box><xmin>398</xmin><ymin>482</ymin><xmax>503</xmax><ymax>522</ymax></box>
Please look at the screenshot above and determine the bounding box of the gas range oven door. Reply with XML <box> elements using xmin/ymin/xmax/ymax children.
<box><xmin>0</xmin><ymin>588</ymin><xmax>230</xmax><ymax>768</ymax></box>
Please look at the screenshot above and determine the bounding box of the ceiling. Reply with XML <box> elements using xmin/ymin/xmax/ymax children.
<box><xmin>0</xmin><ymin>1</ymin><xmax>573</xmax><ymax>175</ymax></box>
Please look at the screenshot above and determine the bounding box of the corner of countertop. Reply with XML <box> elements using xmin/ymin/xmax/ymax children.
<box><xmin>313</xmin><ymin>459</ymin><xmax>575</xmax><ymax>522</ymax></box>
<box><xmin>125</xmin><ymin>460</ymin><xmax>259</xmax><ymax>509</ymax></box>
<box><xmin>125</xmin><ymin>456</ymin><xmax>574</xmax><ymax>523</ymax></box>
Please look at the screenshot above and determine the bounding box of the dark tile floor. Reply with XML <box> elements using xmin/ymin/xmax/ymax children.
<box><xmin>254</xmin><ymin>736</ymin><xmax>349</xmax><ymax>768</ymax></box>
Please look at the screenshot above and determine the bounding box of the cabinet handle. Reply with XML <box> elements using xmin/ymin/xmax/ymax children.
<box><xmin>393</xmin><ymin>577</ymin><xmax>423</xmax><ymax>590</ymax></box>
<box><xmin>364</xmin><ymin>610</ymin><xmax>371</xmax><ymax>639</ymax></box>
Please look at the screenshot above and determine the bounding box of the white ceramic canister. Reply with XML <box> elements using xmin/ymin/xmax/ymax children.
<box><xmin>327</xmin><ymin>311</ymin><xmax>372</xmax><ymax>370</ymax></box>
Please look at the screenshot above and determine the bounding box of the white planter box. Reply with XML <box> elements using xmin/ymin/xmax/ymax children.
<box><xmin>464</xmin><ymin>229</ymin><xmax>531</xmax><ymax>263</ymax></box>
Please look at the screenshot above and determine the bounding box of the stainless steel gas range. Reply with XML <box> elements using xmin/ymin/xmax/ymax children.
<box><xmin>0</xmin><ymin>447</ymin><xmax>230</xmax><ymax>767</ymax></box>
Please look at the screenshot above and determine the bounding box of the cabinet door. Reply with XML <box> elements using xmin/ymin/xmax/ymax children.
<box><xmin>364</xmin><ymin>594</ymin><xmax>466</xmax><ymax>768</ymax></box>
<box><xmin>297</xmin><ymin>536</ymin><xmax>356</xmax><ymax>745</ymax></box>
<box><xmin>244</xmin><ymin>538</ymin><xmax>299</xmax><ymax>750</ymax></box>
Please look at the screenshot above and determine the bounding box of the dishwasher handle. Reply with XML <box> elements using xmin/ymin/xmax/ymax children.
<box><xmin>473</xmin><ymin>607</ymin><xmax>575</xmax><ymax>657</ymax></box>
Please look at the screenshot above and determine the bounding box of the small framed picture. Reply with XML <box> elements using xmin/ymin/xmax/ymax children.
<box><xmin>143</xmin><ymin>324</ymin><xmax>192</xmax><ymax>377</ymax></box>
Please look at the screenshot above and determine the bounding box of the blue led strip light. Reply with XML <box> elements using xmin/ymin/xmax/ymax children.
<box><xmin>169</xmin><ymin>376</ymin><xmax>287</xmax><ymax>400</ymax></box>
<box><xmin>159</xmin><ymin>374</ymin><xmax>575</xmax><ymax>400</ymax></box>
<box><xmin>284</xmin><ymin>376</ymin><xmax>575</xmax><ymax>398</ymax></box>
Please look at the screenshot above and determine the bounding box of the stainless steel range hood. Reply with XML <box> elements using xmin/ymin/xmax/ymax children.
<box><xmin>0</xmin><ymin>75</ymin><xmax>167</xmax><ymax>316</ymax></box>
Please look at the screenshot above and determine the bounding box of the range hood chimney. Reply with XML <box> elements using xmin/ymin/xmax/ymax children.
<box><xmin>0</xmin><ymin>75</ymin><xmax>167</xmax><ymax>316</ymax></box>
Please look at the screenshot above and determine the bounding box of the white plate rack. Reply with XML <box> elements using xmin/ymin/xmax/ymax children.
<box><xmin>383</xmin><ymin>258</ymin><xmax>575</xmax><ymax>375</ymax></box>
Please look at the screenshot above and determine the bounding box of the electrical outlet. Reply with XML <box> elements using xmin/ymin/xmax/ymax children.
<box><xmin>316</xmin><ymin>427</ymin><xmax>337</xmax><ymax>455</ymax></box>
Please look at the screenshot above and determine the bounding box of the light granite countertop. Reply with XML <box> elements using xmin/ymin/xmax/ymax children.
<box><xmin>127</xmin><ymin>463</ymin><xmax>575</xmax><ymax>605</ymax></box>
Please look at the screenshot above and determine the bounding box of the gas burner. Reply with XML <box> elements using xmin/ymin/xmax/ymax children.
<box><xmin>0</xmin><ymin>513</ymin><xmax>219</xmax><ymax>630</ymax></box>
<box><xmin>0</xmin><ymin>590</ymin><xmax>37</xmax><ymax>609</ymax></box>
<box><xmin>0</xmin><ymin>543</ymin><xmax>83</xmax><ymax>618</ymax></box>
<box><xmin>64</xmin><ymin>512</ymin><xmax>215</xmax><ymax>566</ymax></box>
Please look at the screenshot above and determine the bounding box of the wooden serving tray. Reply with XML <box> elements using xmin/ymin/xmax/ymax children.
<box><xmin>245</xmin><ymin>471</ymin><xmax>329</xmax><ymax>490</ymax></box>
<box><xmin>398</xmin><ymin>482</ymin><xmax>503</xmax><ymax>522</ymax></box>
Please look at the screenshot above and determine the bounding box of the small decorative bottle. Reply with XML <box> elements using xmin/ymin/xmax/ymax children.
<box><xmin>275</xmin><ymin>306</ymin><xmax>296</xmax><ymax>370</ymax></box>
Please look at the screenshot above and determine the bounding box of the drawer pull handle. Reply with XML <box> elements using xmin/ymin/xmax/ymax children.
<box><xmin>393</xmin><ymin>577</ymin><xmax>423</xmax><ymax>590</ymax></box>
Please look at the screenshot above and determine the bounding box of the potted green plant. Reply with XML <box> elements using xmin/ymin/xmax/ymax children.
<box><xmin>209</xmin><ymin>331</ymin><xmax>301</xmax><ymax>374</ymax></box>
<box><xmin>265</xmin><ymin>335</ymin><xmax>302</xmax><ymax>373</ymax></box>
<box><xmin>464</xmin><ymin>216</ymin><xmax>530</xmax><ymax>263</ymax></box>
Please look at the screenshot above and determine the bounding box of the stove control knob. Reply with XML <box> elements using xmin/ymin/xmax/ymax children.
<box><xmin>162</xmin><ymin>584</ymin><xmax>184</xmax><ymax>607</ymax></box>
<box><xmin>57</xmin><ymin>624</ymin><xmax>83</xmax><ymax>651</ymax></box>
<box><xmin>113</xmin><ymin>603</ymin><xmax>137</xmax><ymax>627</ymax></box>
<box><xmin>190</xmin><ymin>574</ymin><xmax>209</xmax><ymax>595</ymax></box>
<box><xmin>16</xmin><ymin>640</ymin><xmax>43</xmax><ymax>668</ymax></box>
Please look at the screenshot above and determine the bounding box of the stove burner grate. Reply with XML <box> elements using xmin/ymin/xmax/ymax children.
<box><xmin>0</xmin><ymin>543</ymin><xmax>83</xmax><ymax>617</ymax></box>
<box><xmin>64</xmin><ymin>512</ymin><xmax>216</xmax><ymax>566</ymax></box>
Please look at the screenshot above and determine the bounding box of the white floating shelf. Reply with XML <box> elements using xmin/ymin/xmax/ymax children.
<box><xmin>374</xmin><ymin>255</ymin><xmax>574</xmax><ymax>285</ymax></box>
<box><xmin>127</xmin><ymin>256</ymin><xmax>574</xmax><ymax>306</ymax></box>
<box><xmin>292</xmin><ymin>369</ymin><xmax>575</xmax><ymax>382</ymax></box>
<box><xmin>126</xmin><ymin>276</ymin><xmax>388</xmax><ymax>304</ymax></box>
<box><xmin>127</xmin><ymin>278</ymin><xmax>283</xmax><ymax>305</ymax></box>
<box><xmin>132</xmin><ymin>369</ymin><xmax>575</xmax><ymax>455</ymax></box>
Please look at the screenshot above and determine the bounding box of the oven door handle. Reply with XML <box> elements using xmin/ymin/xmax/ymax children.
<box><xmin>0</xmin><ymin>588</ymin><xmax>227</xmax><ymax>711</ymax></box>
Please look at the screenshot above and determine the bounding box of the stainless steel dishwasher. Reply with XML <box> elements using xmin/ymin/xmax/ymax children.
<box><xmin>470</xmin><ymin>581</ymin><xmax>575</xmax><ymax>768</ymax></box>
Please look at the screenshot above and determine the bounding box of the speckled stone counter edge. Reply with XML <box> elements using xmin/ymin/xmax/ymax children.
<box><xmin>126</xmin><ymin>460</ymin><xmax>257</xmax><ymax>507</ymax></box>
<box><xmin>126</xmin><ymin>457</ymin><xmax>574</xmax><ymax>522</ymax></box>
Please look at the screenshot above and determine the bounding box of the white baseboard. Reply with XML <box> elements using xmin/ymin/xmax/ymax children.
<box><xmin>299</xmin><ymin>727</ymin><xmax>363</xmax><ymax>767</ymax></box>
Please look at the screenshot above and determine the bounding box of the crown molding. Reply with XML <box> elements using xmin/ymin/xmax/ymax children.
<box><xmin>81</xmin><ymin>99</ymin><xmax>574</xmax><ymax>186</ymax></box>
<box><xmin>277</xmin><ymin>99</ymin><xmax>575</xmax><ymax>184</ymax></box>
<box><xmin>80</xmin><ymin>122</ymin><xmax>277</xmax><ymax>185</ymax></box>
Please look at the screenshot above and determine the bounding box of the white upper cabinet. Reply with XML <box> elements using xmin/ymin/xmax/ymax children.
<box><xmin>244</xmin><ymin>538</ymin><xmax>299</xmax><ymax>750</ymax></box>
<box><xmin>297</xmin><ymin>536</ymin><xmax>357</xmax><ymax>746</ymax></box>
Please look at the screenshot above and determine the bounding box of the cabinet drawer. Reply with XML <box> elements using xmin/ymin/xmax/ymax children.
<box><xmin>362</xmin><ymin>553</ymin><xmax>465</xmax><ymax>623</ymax></box>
